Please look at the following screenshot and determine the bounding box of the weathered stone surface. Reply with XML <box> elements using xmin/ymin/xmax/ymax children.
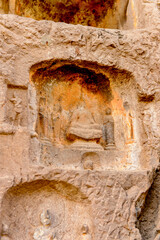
<box><xmin>0</xmin><ymin>1</ymin><xmax>159</xmax><ymax>239</ymax></box>
<box><xmin>0</xmin><ymin>169</ymin><xmax>153</xmax><ymax>240</ymax></box>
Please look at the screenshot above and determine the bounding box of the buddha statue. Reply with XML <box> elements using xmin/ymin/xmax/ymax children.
<box><xmin>123</xmin><ymin>102</ymin><xmax>134</xmax><ymax>143</ymax></box>
<box><xmin>80</xmin><ymin>224</ymin><xmax>91</xmax><ymax>240</ymax></box>
<box><xmin>66</xmin><ymin>103</ymin><xmax>103</xmax><ymax>150</ymax></box>
<box><xmin>33</xmin><ymin>210</ymin><xmax>56</xmax><ymax>240</ymax></box>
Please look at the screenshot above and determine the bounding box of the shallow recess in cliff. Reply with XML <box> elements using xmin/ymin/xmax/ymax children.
<box><xmin>11</xmin><ymin>0</ymin><xmax>130</xmax><ymax>29</ymax></box>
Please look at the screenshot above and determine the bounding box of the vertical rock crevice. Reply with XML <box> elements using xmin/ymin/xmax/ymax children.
<box><xmin>138</xmin><ymin>170</ymin><xmax>160</xmax><ymax>240</ymax></box>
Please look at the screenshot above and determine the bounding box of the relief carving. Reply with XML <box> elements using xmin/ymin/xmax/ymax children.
<box><xmin>80</xmin><ymin>224</ymin><xmax>92</xmax><ymax>240</ymax></box>
<box><xmin>67</xmin><ymin>103</ymin><xmax>102</xmax><ymax>141</ymax></box>
<box><xmin>10</xmin><ymin>92</ymin><xmax>23</xmax><ymax>126</ymax></box>
<box><xmin>66</xmin><ymin>102</ymin><xmax>103</xmax><ymax>150</ymax></box>
<box><xmin>82</xmin><ymin>152</ymin><xmax>101</xmax><ymax>170</ymax></box>
<box><xmin>5</xmin><ymin>86</ymin><xmax>28</xmax><ymax>128</ymax></box>
<box><xmin>103</xmin><ymin>108</ymin><xmax>115</xmax><ymax>149</ymax></box>
<box><xmin>0</xmin><ymin>86</ymin><xmax>28</xmax><ymax>135</ymax></box>
<box><xmin>123</xmin><ymin>102</ymin><xmax>134</xmax><ymax>144</ymax></box>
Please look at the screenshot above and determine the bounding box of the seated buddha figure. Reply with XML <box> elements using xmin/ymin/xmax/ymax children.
<box><xmin>66</xmin><ymin>103</ymin><xmax>103</xmax><ymax>150</ymax></box>
<box><xmin>79</xmin><ymin>224</ymin><xmax>92</xmax><ymax>240</ymax></box>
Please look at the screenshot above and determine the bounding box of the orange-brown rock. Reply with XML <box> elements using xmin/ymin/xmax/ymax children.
<box><xmin>0</xmin><ymin>1</ymin><xmax>160</xmax><ymax>239</ymax></box>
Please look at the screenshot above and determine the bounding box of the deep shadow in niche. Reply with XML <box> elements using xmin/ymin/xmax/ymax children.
<box><xmin>32</xmin><ymin>64</ymin><xmax>113</xmax><ymax>101</ymax></box>
<box><xmin>14</xmin><ymin>0</ymin><xmax>129</xmax><ymax>29</ymax></box>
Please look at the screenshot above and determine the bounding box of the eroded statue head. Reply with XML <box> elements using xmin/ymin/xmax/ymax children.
<box><xmin>40</xmin><ymin>210</ymin><xmax>51</xmax><ymax>226</ymax></box>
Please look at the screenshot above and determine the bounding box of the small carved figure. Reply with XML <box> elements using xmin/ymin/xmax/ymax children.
<box><xmin>143</xmin><ymin>108</ymin><xmax>152</xmax><ymax>140</ymax></box>
<box><xmin>80</xmin><ymin>224</ymin><xmax>91</xmax><ymax>240</ymax></box>
<box><xmin>82</xmin><ymin>152</ymin><xmax>101</xmax><ymax>170</ymax></box>
<box><xmin>10</xmin><ymin>92</ymin><xmax>23</xmax><ymax>126</ymax></box>
<box><xmin>33</xmin><ymin>210</ymin><xmax>56</xmax><ymax>240</ymax></box>
<box><xmin>123</xmin><ymin>102</ymin><xmax>134</xmax><ymax>143</ymax></box>
<box><xmin>83</xmin><ymin>159</ymin><xmax>94</xmax><ymax>171</ymax></box>
<box><xmin>1</xmin><ymin>223</ymin><xmax>10</xmax><ymax>240</ymax></box>
<box><xmin>103</xmin><ymin>108</ymin><xmax>115</xmax><ymax>149</ymax></box>
<box><xmin>37</xmin><ymin>97</ymin><xmax>48</xmax><ymax>139</ymax></box>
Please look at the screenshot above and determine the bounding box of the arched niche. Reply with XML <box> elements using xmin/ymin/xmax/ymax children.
<box><xmin>30</xmin><ymin>63</ymin><xmax>113</xmax><ymax>151</ymax></box>
<box><xmin>1</xmin><ymin>180</ymin><xmax>93</xmax><ymax>239</ymax></box>
<box><xmin>29</xmin><ymin>60</ymin><xmax>141</xmax><ymax>170</ymax></box>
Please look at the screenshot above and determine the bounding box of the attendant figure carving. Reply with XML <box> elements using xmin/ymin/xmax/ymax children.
<box><xmin>123</xmin><ymin>102</ymin><xmax>134</xmax><ymax>143</ymax></box>
<box><xmin>36</xmin><ymin>97</ymin><xmax>48</xmax><ymax>139</ymax></box>
<box><xmin>103</xmin><ymin>108</ymin><xmax>115</xmax><ymax>149</ymax></box>
<box><xmin>126</xmin><ymin>112</ymin><xmax>134</xmax><ymax>142</ymax></box>
<box><xmin>10</xmin><ymin>92</ymin><xmax>23</xmax><ymax>126</ymax></box>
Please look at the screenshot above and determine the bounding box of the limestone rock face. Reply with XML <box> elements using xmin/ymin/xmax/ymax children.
<box><xmin>0</xmin><ymin>0</ymin><xmax>160</xmax><ymax>239</ymax></box>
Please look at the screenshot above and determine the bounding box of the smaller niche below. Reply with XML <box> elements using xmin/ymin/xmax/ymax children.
<box><xmin>1</xmin><ymin>180</ymin><xmax>93</xmax><ymax>240</ymax></box>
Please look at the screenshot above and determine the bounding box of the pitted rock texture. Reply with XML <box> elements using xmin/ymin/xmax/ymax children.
<box><xmin>0</xmin><ymin>5</ymin><xmax>159</xmax><ymax>240</ymax></box>
<box><xmin>0</xmin><ymin>169</ymin><xmax>153</xmax><ymax>240</ymax></box>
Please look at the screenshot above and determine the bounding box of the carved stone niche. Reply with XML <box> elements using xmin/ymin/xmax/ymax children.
<box><xmin>29</xmin><ymin>61</ymin><xmax>140</xmax><ymax>169</ymax></box>
<box><xmin>30</xmin><ymin>63</ymin><xmax>114</xmax><ymax>150</ymax></box>
<box><xmin>1</xmin><ymin>180</ymin><xmax>93</xmax><ymax>240</ymax></box>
